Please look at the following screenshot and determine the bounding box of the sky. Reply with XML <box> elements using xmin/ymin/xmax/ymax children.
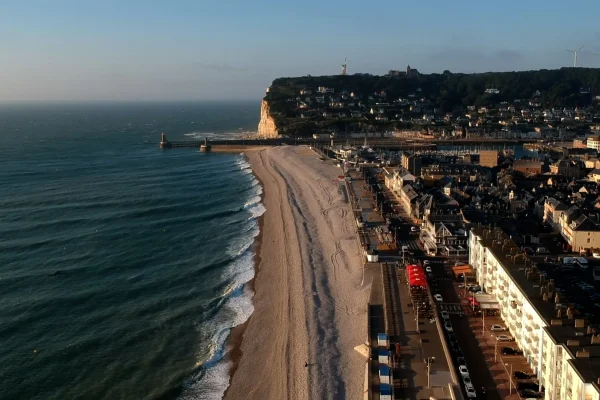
<box><xmin>1</xmin><ymin>0</ymin><xmax>599</xmax><ymax>102</ymax></box>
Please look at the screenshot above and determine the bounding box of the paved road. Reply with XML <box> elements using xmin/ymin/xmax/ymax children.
<box><xmin>427</xmin><ymin>258</ymin><xmax>502</xmax><ymax>400</ymax></box>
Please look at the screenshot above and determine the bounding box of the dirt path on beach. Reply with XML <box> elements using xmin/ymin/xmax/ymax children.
<box><xmin>224</xmin><ymin>146</ymin><xmax>368</xmax><ymax>400</ymax></box>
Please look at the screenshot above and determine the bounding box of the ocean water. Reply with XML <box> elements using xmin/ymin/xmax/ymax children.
<box><xmin>0</xmin><ymin>102</ymin><xmax>261</xmax><ymax>400</ymax></box>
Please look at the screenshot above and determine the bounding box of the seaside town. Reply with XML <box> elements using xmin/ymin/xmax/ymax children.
<box><xmin>160</xmin><ymin>65</ymin><xmax>600</xmax><ymax>400</ymax></box>
<box><xmin>10</xmin><ymin>4</ymin><xmax>600</xmax><ymax>400</ymax></box>
<box><xmin>309</xmin><ymin>130</ymin><xmax>600</xmax><ymax>400</ymax></box>
<box><xmin>258</xmin><ymin>65</ymin><xmax>600</xmax><ymax>141</ymax></box>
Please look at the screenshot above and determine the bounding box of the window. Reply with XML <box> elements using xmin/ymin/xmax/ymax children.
<box><xmin>587</xmin><ymin>238</ymin><xmax>591</xmax><ymax>244</ymax></box>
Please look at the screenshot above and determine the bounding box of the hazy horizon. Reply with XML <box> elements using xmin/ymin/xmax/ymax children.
<box><xmin>2</xmin><ymin>0</ymin><xmax>599</xmax><ymax>102</ymax></box>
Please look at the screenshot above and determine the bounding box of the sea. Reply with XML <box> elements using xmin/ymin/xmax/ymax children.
<box><xmin>0</xmin><ymin>101</ymin><xmax>262</xmax><ymax>400</ymax></box>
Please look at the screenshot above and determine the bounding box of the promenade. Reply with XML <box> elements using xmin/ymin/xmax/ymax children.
<box><xmin>346</xmin><ymin>168</ymin><xmax>457</xmax><ymax>400</ymax></box>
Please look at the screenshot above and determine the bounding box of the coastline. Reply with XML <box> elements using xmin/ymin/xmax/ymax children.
<box><xmin>222</xmin><ymin>149</ymin><xmax>265</xmax><ymax>399</ymax></box>
<box><xmin>224</xmin><ymin>146</ymin><xmax>368</xmax><ymax>400</ymax></box>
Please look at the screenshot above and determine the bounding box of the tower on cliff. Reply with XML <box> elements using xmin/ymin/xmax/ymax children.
<box><xmin>341</xmin><ymin>58</ymin><xmax>347</xmax><ymax>75</ymax></box>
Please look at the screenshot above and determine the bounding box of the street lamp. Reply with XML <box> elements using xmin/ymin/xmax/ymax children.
<box><xmin>426</xmin><ymin>357</ymin><xmax>435</xmax><ymax>387</ymax></box>
<box><xmin>505</xmin><ymin>363</ymin><xmax>513</xmax><ymax>395</ymax></box>
<box><xmin>494</xmin><ymin>336</ymin><xmax>498</xmax><ymax>362</ymax></box>
<box><xmin>482</xmin><ymin>310</ymin><xmax>485</xmax><ymax>335</ymax></box>
<box><xmin>415</xmin><ymin>304</ymin><xmax>420</xmax><ymax>333</ymax></box>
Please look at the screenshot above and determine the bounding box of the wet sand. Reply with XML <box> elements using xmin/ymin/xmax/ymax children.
<box><xmin>225</xmin><ymin>146</ymin><xmax>368</xmax><ymax>400</ymax></box>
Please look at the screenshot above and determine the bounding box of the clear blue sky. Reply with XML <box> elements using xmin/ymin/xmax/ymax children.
<box><xmin>1</xmin><ymin>0</ymin><xmax>599</xmax><ymax>101</ymax></box>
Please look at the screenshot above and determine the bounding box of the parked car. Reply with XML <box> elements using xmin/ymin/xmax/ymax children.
<box><xmin>519</xmin><ymin>389</ymin><xmax>543</xmax><ymax>398</ymax></box>
<box><xmin>496</xmin><ymin>335</ymin><xmax>513</xmax><ymax>341</ymax></box>
<box><xmin>434</xmin><ymin>294</ymin><xmax>443</xmax><ymax>302</ymax></box>
<box><xmin>522</xmin><ymin>246</ymin><xmax>534</xmax><ymax>255</ymax></box>
<box><xmin>536</xmin><ymin>247</ymin><xmax>549</xmax><ymax>254</ymax></box>
<box><xmin>463</xmin><ymin>376</ymin><xmax>472</xmax><ymax>387</ymax></box>
<box><xmin>465</xmin><ymin>386</ymin><xmax>477</xmax><ymax>398</ymax></box>
<box><xmin>451</xmin><ymin>341</ymin><xmax>460</xmax><ymax>352</ymax></box>
<box><xmin>468</xmin><ymin>285</ymin><xmax>481</xmax><ymax>293</ymax></box>
<box><xmin>518</xmin><ymin>382</ymin><xmax>544</xmax><ymax>391</ymax></box>
<box><xmin>513</xmin><ymin>371</ymin><xmax>533</xmax><ymax>380</ymax></box>
<box><xmin>458</xmin><ymin>365</ymin><xmax>469</xmax><ymax>377</ymax></box>
<box><xmin>411</xmin><ymin>226</ymin><xmax>419</xmax><ymax>232</ymax></box>
<box><xmin>593</xmin><ymin>252</ymin><xmax>600</xmax><ymax>259</ymax></box>
<box><xmin>458</xmin><ymin>283</ymin><xmax>465</xmax><ymax>288</ymax></box>
<box><xmin>502</xmin><ymin>347</ymin><xmax>523</xmax><ymax>356</ymax></box>
<box><xmin>490</xmin><ymin>324</ymin><xmax>506</xmax><ymax>331</ymax></box>
<box><xmin>456</xmin><ymin>356</ymin><xmax>466</xmax><ymax>366</ymax></box>
<box><xmin>444</xmin><ymin>321</ymin><xmax>453</xmax><ymax>332</ymax></box>
<box><xmin>425</xmin><ymin>266</ymin><xmax>432</xmax><ymax>273</ymax></box>
<box><xmin>441</xmin><ymin>311</ymin><xmax>450</xmax><ymax>320</ymax></box>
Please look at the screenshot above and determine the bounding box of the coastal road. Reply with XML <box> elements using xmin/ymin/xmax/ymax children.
<box><xmin>427</xmin><ymin>257</ymin><xmax>502</xmax><ymax>400</ymax></box>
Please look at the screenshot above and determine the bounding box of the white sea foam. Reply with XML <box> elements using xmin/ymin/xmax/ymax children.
<box><xmin>178</xmin><ymin>253</ymin><xmax>255</xmax><ymax>400</ymax></box>
<box><xmin>243</xmin><ymin>195</ymin><xmax>261</xmax><ymax>209</ymax></box>
<box><xmin>226</xmin><ymin>223</ymin><xmax>260</xmax><ymax>258</ymax></box>
<box><xmin>247</xmin><ymin>203</ymin><xmax>266</xmax><ymax>220</ymax></box>
<box><xmin>247</xmin><ymin>183</ymin><xmax>262</xmax><ymax>197</ymax></box>
<box><xmin>178</xmin><ymin>160</ymin><xmax>262</xmax><ymax>400</ymax></box>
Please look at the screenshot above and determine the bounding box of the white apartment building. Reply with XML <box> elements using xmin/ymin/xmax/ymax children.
<box><xmin>470</xmin><ymin>227</ymin><xmax>600</xmax><ymax>400</ymax></box>
<box><xmin>588</xmin><ymin>136</ymin><xmax>600</xmax><ymax>151</ymax></box>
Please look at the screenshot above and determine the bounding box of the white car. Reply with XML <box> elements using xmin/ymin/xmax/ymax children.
<box><xmin>496</xmin><ymin>335</ymin><xmax>513</xmax><ymax>341</ymax></box>
<box><xmin>423</xmin><ymin>260</ymin><xmax>430</xmax><ymax>265</ymax></box>
<box><xmin>593</xmin><ymin>252</ymin><xmax>600</xmax><ymax>259</ymax></box>
<box><xmin>444</xmin><ymin>321</ymin><xmax>453</xmax><ymax>332</ymax></box>
<box><xmin>458</xmin><ymin>365</ymin><xmax>469</xmax><ymax>377</ymax></box>
<box><xmin>458</xmin><ymin>283</ymin><xmax>465</xmax><ymax>288</ymax></box>
<box><xmin>465</xmin><ymin>386</ymin><xmax>477</xmax><ymax>398</ymax></box>
<box><xmin>490</xmin><ymin>325</ymin><xmax>506</xmax><ymax>331</ymax></box>
<box><xmin>434</xmin><ymin>294</ymin><xmax>443</xmax><ymax>302</ymax></box>
<box><xmin>411</xmin><ymin>226</ymin><xmax>419</xmax><ymax>232</ymax></box>
<box><xmin>425</xmin><ymin>266</ymin><xmax>432</xmax><ymax>273</ymax></box>
<box><xmin>441</xmin><ymin>311</ymin><xmax>450</xmax><ymax>320</ymax></box>
<box><xmin>463</xmin><ymin>376</ymin><xmax>472</xmax><ymax>387</ymax></box>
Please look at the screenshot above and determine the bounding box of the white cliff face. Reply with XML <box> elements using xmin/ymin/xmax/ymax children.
<box><xmin>257</xmin><ymin>100</ymin><xmax>279</xmax><ymax>138</ymax></box>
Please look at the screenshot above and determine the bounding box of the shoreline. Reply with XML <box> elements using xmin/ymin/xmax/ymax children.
<box><xmin>224</xmin><ymin>146</ymin><xmax>368</xmax><ymax>399</ymax></box>
<box><xmin>222</xmin><ymin>149</ymin><xmax>265</xmax><ymax>399</ymax></box>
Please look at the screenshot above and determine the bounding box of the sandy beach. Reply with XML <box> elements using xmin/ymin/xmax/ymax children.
<box><xmin>225</xmin><ymin>146</ymin><xmax>369</xmax><ymax>400</ymax></box>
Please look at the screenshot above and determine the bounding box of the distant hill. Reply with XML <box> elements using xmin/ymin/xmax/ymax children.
<box><xmin>261</xmin><ymin>68</ymin><xmax>600</xmax><ymax>137</ymax></box>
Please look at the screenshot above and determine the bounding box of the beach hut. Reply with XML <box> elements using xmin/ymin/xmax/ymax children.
<box><xmin>380</xmin><ymin>383</ymin><xmax>392</xmax><ymax>400</ymax></box>
<box><xmin>377</xmin><ymin>333</ymin><xmax>388</xmax><ymax>348</ymax></box>
<box><xmin>378</xmin><ymin>365</ymin><xmax>391</xmax><ymax>385</ymax></box>
<box><xmin>378</xmin><ymin>349</ymin><xmax>390</xmax><ymax>365</ymax></box>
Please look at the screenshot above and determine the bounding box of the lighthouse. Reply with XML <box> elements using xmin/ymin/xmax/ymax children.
<box><xmin>200</xmin><ymin>137</ymin><xmax>212</xmax><ymax>152</ymax></box>
<box><xmin>159</xmin><ymin>132</ymin><xmax>171</xmax><ymax>149</ymax></box>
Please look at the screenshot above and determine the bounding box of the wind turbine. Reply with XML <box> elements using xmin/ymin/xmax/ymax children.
<box><xmin>567</xmin><ymin>45</ymin><xmax>584</xmax><ymax>67</ymax></box>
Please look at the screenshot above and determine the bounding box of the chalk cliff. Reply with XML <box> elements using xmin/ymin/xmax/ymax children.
<box><xmin>257</xmin><ymin>100</ymin><xmax>279</xmax><ymax>138</ymax></box>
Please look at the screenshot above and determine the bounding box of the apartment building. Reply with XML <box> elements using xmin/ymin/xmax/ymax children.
<box><xmin>469</xmin><ymin>227</ymin><xmax>600</xmax><ymax>400</ymax></box>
